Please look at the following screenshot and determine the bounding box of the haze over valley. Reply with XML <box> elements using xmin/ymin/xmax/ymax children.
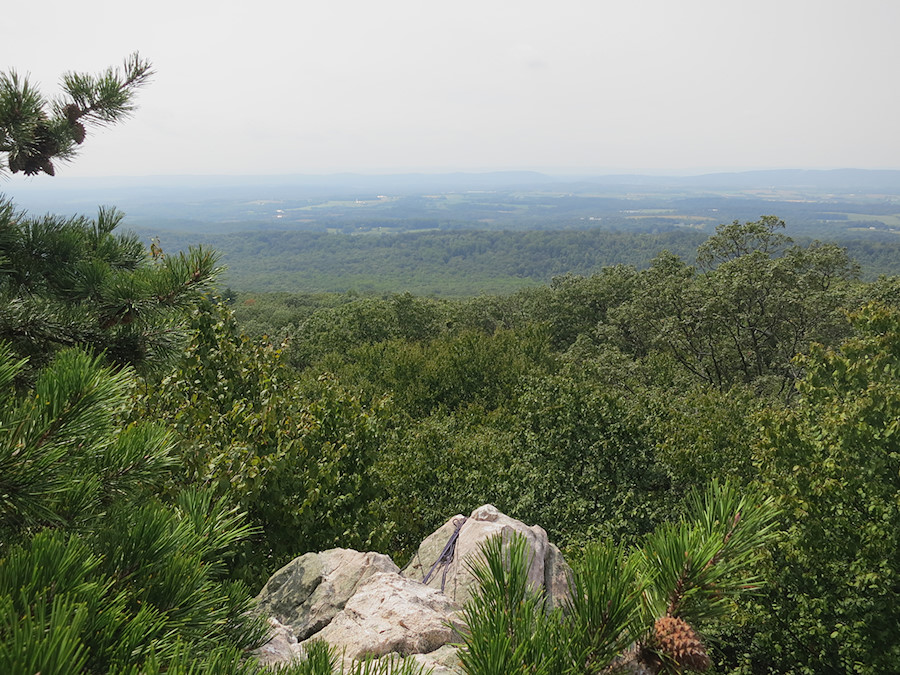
<box><xmin>10</xmin><ymin>168</ymin><xmax>900</xmax><ymax>294</ymax></box>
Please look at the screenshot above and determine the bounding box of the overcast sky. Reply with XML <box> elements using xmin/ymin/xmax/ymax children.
<box><xmin>4</xmin><ymin>0</ymin><xmax>900</xmax><ymax>178</ymax></box>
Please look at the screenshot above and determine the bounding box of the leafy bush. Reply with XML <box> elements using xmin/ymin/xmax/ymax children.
<box><xmin>735</xmin><ymin>304</ymin><xmax>900</xmax><ymax>673</ymax></box>
<box><xmin>144</xmin><ymin>299</ymin><xmax>394</xmax><ymax>582</ymax></box>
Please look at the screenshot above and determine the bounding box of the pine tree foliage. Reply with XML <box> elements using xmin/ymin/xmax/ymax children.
<box><xmin>565</xmin><ymin>540</ymin><xmax>647</xmax><ymax>671</ymax></box>
<box><xmin>458</xmin><ymin>534</ymin><xmax>565</xmax><ymax>675</ymax></box>
<box><xmin>0</xmin><ymin>345</ymin><xmax>172</xmax><ymax>532</ymax></box>
<box><xmin>0</xmin><ymin>56</ymin><xmax>285</xmax><ymax>672</ymax></box>
<box><xmin>0</xmin><ymin>53</ymin><xmax>152</xmax><ymax>176</ymax></box>
<box><xmin>634</xmin><ymin>481</ymin><xmax>779</xmax><ymax>673</ymax></box>
<box><xmin>0</xmin><ymin>342</ymin><xmax>273</xmax><ymax>672</ymax></box>
<box><xmin>638</xmin><ymin>479</ymin><xmax>779</xmax><ymax>627</ymax></box>
<box><xmin>457</xmin><ymin>481</ymin><xmax>779</xmax><ymax>675</ymax></box>
<box><xmin>0</xmin><ymin>197</ymin><xmax>221</xmax><ymax>375</ymax></box>
<box><xmin>0</xmin><ymin>525</ymin><xmax>271</xmax><ymax>673</ymax></box>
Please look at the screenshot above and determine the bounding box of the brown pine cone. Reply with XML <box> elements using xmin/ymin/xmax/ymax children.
<box><xmin>652</xmin><ymin>616</ymin><xmax>710</xmax><ymax>672</ymax></box>
<box><xmin>71</xmin><ymin>121</ymin><xmax>86</xmax><ymax>144</ymax></box>
<box><xmin>64</xmin><ymin>103</ymin><xmax>82</xmax><ymax>122</ymax></box>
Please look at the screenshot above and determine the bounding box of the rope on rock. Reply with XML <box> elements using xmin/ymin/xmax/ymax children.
<box><xmin>422</xmin><ymin>516</ymin><xmax>467</xmax><ymax>592</ymax></box>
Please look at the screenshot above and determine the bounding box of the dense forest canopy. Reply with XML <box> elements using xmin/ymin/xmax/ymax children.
<box><xmin>2</xmin><ymin>58</ymin><xmax>900</xmax><ymax>674</ymax></box>
<box><xmin>133</xmin><ymin>226</ymin><xmax>900</xmax><ymax>297</ymax></box>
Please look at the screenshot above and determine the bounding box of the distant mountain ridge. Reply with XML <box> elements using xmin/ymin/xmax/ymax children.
<box><xmin>7</xmin><ymin>168</ymin><xmax>900</xmax><ymax>196</ymax></box>
<box><xmin>683</xmin><ymin>169</ymin><xmax>900</xmax><ymax>191</ymax></box>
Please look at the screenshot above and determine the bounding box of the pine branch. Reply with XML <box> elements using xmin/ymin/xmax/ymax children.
<box><xmin>59</xmin><ymin>53</ymin><xmax>154</xmax><ymax>126</ymax></box>
<box><xmin>1</xmin><ymin>54</ymin><xmax>152</xmax><ymax>176</ymax></box>
<box><xmin>641</xmin><ymin>480</ymin><xmax>780</xmax><ymax>626</ymax></box>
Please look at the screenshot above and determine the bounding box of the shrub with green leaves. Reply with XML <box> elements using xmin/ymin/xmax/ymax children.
<box><xmin>143</xmin><ymin>298</ymin><xmax>394</xmax><ymax>583</ymax></box>
<box><xmin>733</xmin><ymin>303</ymin><xmax>900</xmax><ymax>674</ymax></box>
<box><xmin>511</xmin><ymin>372</ymin><xmax>677</xmax><ymax>548</ymax></box>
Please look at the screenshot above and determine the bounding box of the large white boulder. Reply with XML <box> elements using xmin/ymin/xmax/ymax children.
<box><xmin>301</xmin><ymin>571</ymin><xmax>464</xmax><ymax>661</ymax></box>
<box><xmin>255</xmin><ymin>548</ymin><xmax>399</xmax><ymax>640</ymax></box>
<box><xmin>402</xmin><ymin>504</ymin><xmax>572</xmax><ymax>608</ymax></box>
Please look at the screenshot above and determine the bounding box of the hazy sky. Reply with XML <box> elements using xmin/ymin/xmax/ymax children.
<box><xmin>4</xmin><ymin>0</ymin><xmax>900</xmax><ymax>177</ymax></box>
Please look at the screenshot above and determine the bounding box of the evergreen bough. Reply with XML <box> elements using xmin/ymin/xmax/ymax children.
<box><xmin>0</xmin><ymin>345</ymin><xmax>272</xmax><ymax>672</ymax></box>
<box><xmin>0</xmin><ymin>196</ymin><xmax>221</xmax><ymax>376</ymax></box>
<box><xmin>0</xmin><ymin>53</ymin><xmax>151</xmax><ymax>176</ymax></box>
<box><xmin>457</xmin><ymin>480</ymin><xmax>779</xmax><ymax>674</ymax></box>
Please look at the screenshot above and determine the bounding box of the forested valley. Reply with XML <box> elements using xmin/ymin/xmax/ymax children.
<box><xmin>4</xmin><ymin>199</ymin><xmax>899</xmax><ymax>673</ymax></box>
<box><xmin>3</xmin><ymin>58</ymin><xmax>899</xmax><ymax>675</ymax></box>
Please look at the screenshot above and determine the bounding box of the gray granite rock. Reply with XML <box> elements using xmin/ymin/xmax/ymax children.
<box><xmin>402</xmin><ymin>504</ymin><xmax>572</xmax><ymax>608</ymax></box>
<box><xmin>255</xmin><ymin>548</ymin><xmax>399</xmax><ymax>640</ymax></box>
<box><xmin>302</xmin><ymin>571</ymin><xmax>464</xmax><ymax>661</ymax></box>
<box><xmin>254</xmin><ymin>506</ymin><xmax>573</xmax><ymax>671</ymax></box>
<box><xmin>254</xmin><ymin>617</ymin><xmax>305</xmax><ymax>667</ymax></box>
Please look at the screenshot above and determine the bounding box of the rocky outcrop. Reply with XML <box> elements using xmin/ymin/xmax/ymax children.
<box><xmin>402</xmin><ymin>504</ymin><xmax>572</xmax><ymax>609</ymax></box>
<box><xmin>303</xmin><ymin>572</ymin><xmax>464</xmax><ymax>660</ymax></box>
<box><xmin>254</xmin><ymin>617</ymin><xmax>305</xmax><ymax>667</ymax></box>
<box><xmin>253</xmin><ymin>505</ymin><xmax>571</xmax><ymax>672</ymax></box>
<box><xmin>408</xmin><ymin>645</ymin><xmax>466</xmax><ymax>675</ymax></box>
<box><xmin>255</xmin><ymin>548</ymin><xmax>399</xmax><ymax>641</ymax></box>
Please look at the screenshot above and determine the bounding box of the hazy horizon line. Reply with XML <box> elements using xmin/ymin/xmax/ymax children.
<box><xmin>8</xmin><ymin>165</ymin><xmax>900</xmax><ymax>185</ymax></box>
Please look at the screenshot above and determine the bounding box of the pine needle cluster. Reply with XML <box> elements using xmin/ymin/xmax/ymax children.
<box><xmin>456</xmin><ymin>480</ymin><xmax>779</xmax><ymax>675</ymax></box>
<box><xmin>0</xmin><ymin>53</ymin><xmax>152</xmax><ymax>176</ymax></box>
<box><xmin>0</xmin><ymin>197</ymin><xmax>221</xmax><ymax>377</ymax></box>
<box><xmin>0</xmin><ymin>344</ymin><xmax>274</xmax><ymax>673</ymax></box>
